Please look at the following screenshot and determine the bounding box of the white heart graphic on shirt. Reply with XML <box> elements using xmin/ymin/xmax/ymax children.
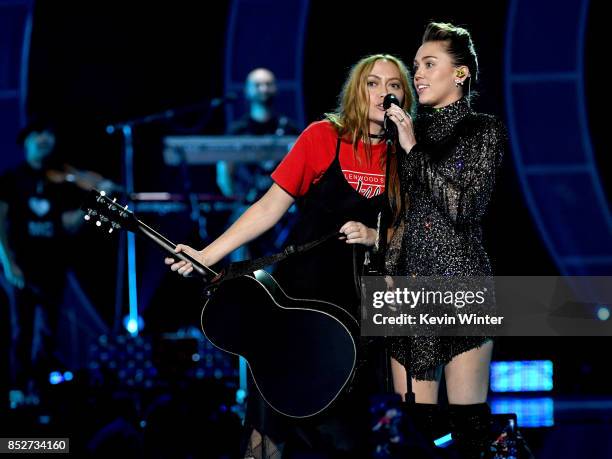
<box><xmin>29</xmin><ymin>197</ymin><xmax>51</xmax><ymax>217</ymax></box>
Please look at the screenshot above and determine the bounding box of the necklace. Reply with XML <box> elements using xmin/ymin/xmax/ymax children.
<box><xmin>368</xmin><ymin>132</ymin><xmax>385</xmax><ymax>139</ymax></box>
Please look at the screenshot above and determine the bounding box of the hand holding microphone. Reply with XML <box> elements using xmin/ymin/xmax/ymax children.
<box><xmin>383</xmin><ymin>94</ymin><xmax>400</xmax><ymax>142</ymax></box>
<box><xmin>383</xmin><ymin>94</ymin><xmax>416</xmax><ymax>152</ymax></box>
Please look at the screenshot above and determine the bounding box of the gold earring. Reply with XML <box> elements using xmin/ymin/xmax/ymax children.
<box><xmin>456</xmin><ymin>69</ymin><xmax>466</xmax><ymax>78</ymax></box>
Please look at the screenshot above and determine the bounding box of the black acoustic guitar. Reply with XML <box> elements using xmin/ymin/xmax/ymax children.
<box><xmin>82</xmin><ymin>190</ymin><xmax>358</xmax><ymax>418</ymax></box>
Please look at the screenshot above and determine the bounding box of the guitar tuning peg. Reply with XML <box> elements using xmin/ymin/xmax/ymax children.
<box><xmin>96</xmin><ymin>221</ymin><xmax>102</xmax><ymax>227</ymax></box>
<box><xmin>108</xmin><ymin>227</ymin><xmax>114</xmax><ymax>233</ymax></box>
<box><xmin>124</xmin><ymin>204</ymin><xmax>129</xmax><ymax>210</ymax></box>
<box><xmin>84</xmin><ymin>214</ymin><xmax>91</xmax><ymax>221</ymax></box>
<box><xmin>100</xmin><ymin>190</ymin><xmax>106</xmax><ymax>197</ymax></box>
<box><xmin>112</xmin><ymin>198</ymin><xmax>117</xmax><ymax>203</ymax></box>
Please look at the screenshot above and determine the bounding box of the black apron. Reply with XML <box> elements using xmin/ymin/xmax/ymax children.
<box><xmin>244</xmin><ymin>136</ymin><xmax>387</xmax><ymax>454</ymax></box>
<box><xmin>273</xmin><ymin>136</ymin><xmax>385</xmax><ymax>318</ymax></box>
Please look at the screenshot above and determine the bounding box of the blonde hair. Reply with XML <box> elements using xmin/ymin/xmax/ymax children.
<box><xmin>325</xmin><ymin>54</ymin><xmax>414</xmax><ymax>224</ymax></box>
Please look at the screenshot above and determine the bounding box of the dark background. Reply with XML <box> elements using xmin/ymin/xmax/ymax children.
<box><xmin>13</xmin><ymin>0</ymin><xmax>612</xmax><ymax>396</ymax></box>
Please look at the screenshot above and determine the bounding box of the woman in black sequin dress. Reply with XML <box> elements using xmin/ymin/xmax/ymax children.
<box><xmin>383</xmin><ymin>22</ymin><xmax>507</xmax><ymax>458</ymax></box>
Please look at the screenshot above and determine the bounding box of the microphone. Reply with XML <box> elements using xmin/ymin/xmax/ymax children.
<box><xmin>383</xmin><ymin>94</ymin><xmax>400</xmax><ymax>142</ymax></box>
<box><xmin>106</xmin><ymin>93</ymin><xmax>240</xmax><ymax>133</ymax></box>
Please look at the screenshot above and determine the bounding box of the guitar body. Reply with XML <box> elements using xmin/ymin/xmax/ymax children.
<box><xmin>200</xmin><ymin>270</ymin><xmax>359</xmax><ymax>418</ymax></box>
<box><xmin>81</xmin><ymin>190</ymin><xmax>358</xmax><ymax>419</ymax></box>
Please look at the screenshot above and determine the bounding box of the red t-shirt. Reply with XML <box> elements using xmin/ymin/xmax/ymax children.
<box><xmin>271</xmin><ymin>121</ymin><xmax>387</xmax><ymax>198</ymax></box>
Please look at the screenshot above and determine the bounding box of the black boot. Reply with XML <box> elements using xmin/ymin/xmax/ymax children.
<box><xmin>447</xmin><ymin>403</ymin><xmax>492</xmax><ymax>459</ymax></box>
<box><xmin>410</xmin><ymin>403</ymin><xmax>447</xmax><ymax>447</ymax></box>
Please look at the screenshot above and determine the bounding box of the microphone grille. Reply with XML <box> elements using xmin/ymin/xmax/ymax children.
<box><xmin>383</xmin><ymin>94</ymin><xmax>400</xmax><ymax>109</ymax></box>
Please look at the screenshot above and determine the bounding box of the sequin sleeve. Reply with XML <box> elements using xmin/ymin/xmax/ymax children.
<box><xmin>402</xmin><ymin>116</ymin><xmax>506</xmax><ymax>226</ymax></box>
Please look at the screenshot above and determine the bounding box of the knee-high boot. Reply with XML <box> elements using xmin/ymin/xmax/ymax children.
<box><xmin>410</xmin><ymin>403</ymin><xmax>448</xmax><ymax>447</ymax></box>
<box><xmin>447</xmin><ymin>403</ymin><xmax>492</xmax><ymax>459</ymax></box>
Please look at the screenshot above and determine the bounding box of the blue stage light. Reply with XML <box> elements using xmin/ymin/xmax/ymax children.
<box><xmin>123</xmin><ymin>315</ymin><xmax>144</xmax><ymax>334</ymax></box>
<box><xmin>126</xmin><ymin>318</ymin><xmax>138</xmax><ymax>334</ymax></box>
<box><xmin>63</xmin><ymin>371</ymin><xmax>73</xmax><ymax>381</ymax></box>
<box><xmin>597</xmin><ymin>306</ymin><xmax>610</xmax><ymax>321</ymax></box>
<box><xmin>49</xmin><ymin>371</ymin><xmax>64</xmax><ymax>385</ymax></box>
<box><xmin>9</xmin><ymin>390</ymin><xmax>24</xmax><ymax>410</ymax></box>
<box><xmin>434</xmin><ymin>433</ymin><xmax>453</xmax><ymax>448</ymax></box>
<box><xmin>491</xmin><ymin>360</ymin><xmax>553</xmax><ymax>392</ymax></box>
<box><xmin>491</xmin><ymin>397</ymin><xmax>554</xmax><ymax>428</ymax></box>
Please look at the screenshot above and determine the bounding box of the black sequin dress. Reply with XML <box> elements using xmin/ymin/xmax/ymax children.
<box><xmin>386</xmin><ymin>97</ymin><xmax>507</xmax><ymax>380</ymax></box>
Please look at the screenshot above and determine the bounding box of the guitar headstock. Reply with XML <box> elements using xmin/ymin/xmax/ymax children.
<box><xmin>81</xmin><ymin>190</ymin><xmax>139</xmax><ymax>234</ymax></box>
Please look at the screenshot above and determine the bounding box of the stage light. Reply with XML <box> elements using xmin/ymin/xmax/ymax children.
<box><xmin>491</xmin><ymin>397</ymin><xmax>554</xmax><ymax>428</ymax></box>
<box><xmin>49</xmin><ymin>371</ymin><xmax>64</xmax><ymax>385</ymax></box>
<box><xmin>63</xmin><ymin>371</ymin><xmax>73</xmax><ymax>381</ymax></box>
<box><xmin>9</xmin><ymin>390</ymin><xmax>24</xmax><ymax>410</ymax></box>
<box><xmin>597</xmin><ymin>306</ymin><xmax>610</xmax><ymax>321</ymax></box>
<box><xmin>434</xmin><ymin>433</ymin><xmax>453</xmax><ymax>448</ymax></box>
<box><xmin>123</xmin><ymin>314</ymin><xmax>144</xmax><ymax>334</ymax></box>
<box><xmin>491</xmin><ymin>360</ymin><xmax>553</xmax><ymax>392</ymax></box>
<box><xmin>126</xmin><ymin>318</ymin><xmax>137</xmax><ymax>334</ymax></box>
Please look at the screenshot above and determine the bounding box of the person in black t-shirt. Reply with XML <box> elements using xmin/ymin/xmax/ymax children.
<box><xmin>0</xmin><ymin>120</ymin><xmax>86</xmax><ymax>398</ymax></box>
<box><xmin>219</xmin><ymin>67</ymin><xmax>300</xmax><ymax>201</ymax></box>
<box><xmin>218</xmin><ymin>68</ymin><xmax>300</xmax><ymax>261</ymax></box>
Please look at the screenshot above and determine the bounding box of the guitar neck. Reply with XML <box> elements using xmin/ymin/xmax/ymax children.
<box><xmin>135</xmin><ymin>218</ymin><xmax>218</xmax><ymax>279</ymax></box>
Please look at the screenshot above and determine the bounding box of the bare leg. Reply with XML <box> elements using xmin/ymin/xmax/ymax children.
<box><xmin>445</xmin><ymin>340</ymin><xmax>494</xmax><ymax>459</ymax></box>
<box><xmin>391</xmin><ymin>358</ymin><xmax>445</xmax><ymax>445</ymax></box>
<box><xmin>445</xmin><ymin>340</ymin><xmax>493</xmax><ymax>404</ymax></box>
<box><xmin>391</xmin><ymin>357</ymin><xmax>441</xmax><ymax>404</ymax></box>
<box><xmin>243</xmin><ymin>428</ymin><xmax>284</xmax><ymax>459</ymax></box>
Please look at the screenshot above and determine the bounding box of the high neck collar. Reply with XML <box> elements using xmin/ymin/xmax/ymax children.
<box><xmin>416</xmin><ymin>97</ymin><xmax>472</xmax><ymax>144</ymax></box>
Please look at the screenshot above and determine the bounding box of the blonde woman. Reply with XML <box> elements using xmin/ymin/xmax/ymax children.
<box><xmin>166</xmin><ymin>54</ymin><xmax>414</xmax><ymax>458</ymax></box>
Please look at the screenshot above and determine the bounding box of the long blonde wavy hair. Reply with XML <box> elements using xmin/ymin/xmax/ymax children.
<box><xmin>325</xmin><ymin>54</ymin><xmax>414</xmax><ymax>225</ymax></box>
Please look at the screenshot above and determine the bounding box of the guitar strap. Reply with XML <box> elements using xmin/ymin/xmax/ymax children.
<box><xmin>216</xmin><ymin>230</ymin><xmax>341</xmax><ymax>282</ymax></box>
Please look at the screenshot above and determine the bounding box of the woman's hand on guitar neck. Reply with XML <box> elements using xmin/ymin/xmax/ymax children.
<box><xmin>164</xmin><ymin>244</ymin><xmax>213</xmax><ymax>277</ymax></box>
<box><xmin>164</xmin><ymin>184</ymin><xmax>295</xmax><ymax>277</ymax></box>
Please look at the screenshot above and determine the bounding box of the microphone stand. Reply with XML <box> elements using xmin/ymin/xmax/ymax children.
<box><xmin>378</xmin><ymin>127</ymin><xmax>415</xmax><ymax>405</ymax></box>
<box><xmin>379</xmin><ymin>106</ymin><xmax>431</xmax><ymax>456</ymax></box>
<box><xmin>105</xmin><ymin>97</ymin><xmax>231</xmax><ymax>335</ymax></box>
<box><xmin>393</xmin><ymin>133</ymin><xmax>414</xmax><ymax>400</ymax></box>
